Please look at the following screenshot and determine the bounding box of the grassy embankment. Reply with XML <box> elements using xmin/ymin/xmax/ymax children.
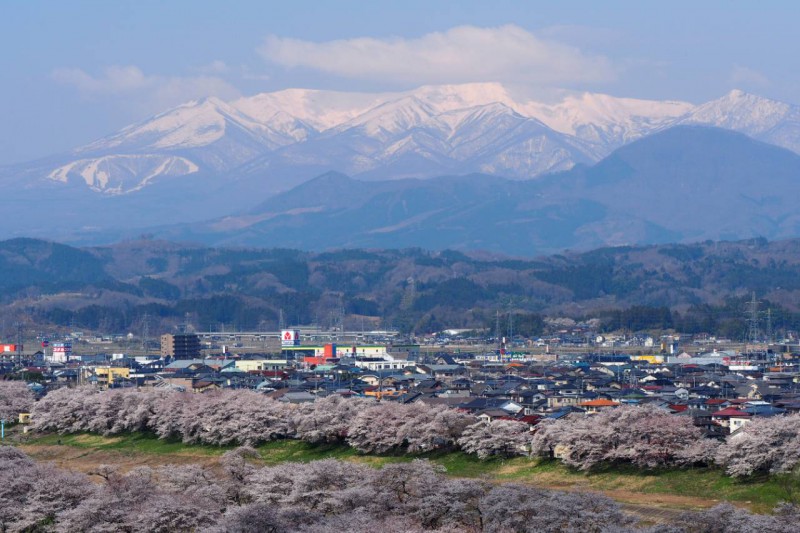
<box><xmin>19</xmin><ymin>432</ymin><xmax>795</xmax><ymax>513</ymax></box>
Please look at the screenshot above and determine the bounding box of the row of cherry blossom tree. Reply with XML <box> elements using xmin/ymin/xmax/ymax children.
<box><xmin>16</xmin><ymin>382</ymin><xmax>800</xmax><ymax>476</ymax></box>
<box><xmin>3</xmin><ymin>445</ymin><xmax>799</xmax><ymax>532</ymax></box>
<box><xmin>530</xmin><ymin>406</ymin><xmax>800</xmax><ymax>478</ymax></box>
<box><xmin>29</xmin><ymin>387</ymin><xmax>502</xmax><ymax>455</ymax></box>
<box><xmin>530</xmin><ymin>405</ymin><xmax>718</xmax><ymax>470</ymax></box>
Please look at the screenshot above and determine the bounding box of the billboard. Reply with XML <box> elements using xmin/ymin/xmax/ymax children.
<box><xmin>281</xmin><ymin>330</ymin><xmax>300</xmax><ymax>347</ymax></box>
<box><xmin>1</xmin><ymin>344</ymin><xmax>19</xmax><ymax>353</ymax></box>
<box><xmin>52</xmin><ymin>342</ymin><xmax>72</xmax><ymax>362</ymax></box>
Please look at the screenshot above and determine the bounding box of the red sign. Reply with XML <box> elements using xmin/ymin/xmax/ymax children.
<box><xmin>281</xmin><ymin>330</ymin><xmax>299</xmax><ymax>346</ymax></box>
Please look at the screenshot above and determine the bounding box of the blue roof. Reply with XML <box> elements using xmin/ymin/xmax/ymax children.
<box><xmin>744</xmin><ymin>405</ymin><xmax>786</xmax><ymax>417</ymax></box>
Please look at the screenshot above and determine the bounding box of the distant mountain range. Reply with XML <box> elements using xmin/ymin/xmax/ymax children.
<box><xmin>154</xmin><ymin>126</ymin><xmax>800</xmax><ymax>255</ymax></box>
<box><xmin>5</xmin><ymin>236</ymin><xmax>800</xmax><ymax>335</ymax></box>
<box><xmin>2</xmin><ymin>83</ymin><xmax>800</xmax><ymax>252</ymax></box>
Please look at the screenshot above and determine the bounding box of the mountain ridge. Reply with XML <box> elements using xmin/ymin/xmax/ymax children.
<box><xmin>148</xmin><ymin>126</ymin><xmax>800</xmax><ymax>255</ymax></box>
<box><xmin>6</xmin><ymin>235</ymin><xmax>800</xmax><ymax>336</ymax></box>
<box><xmin>4</xmin><ymin>85</ymin><xmax>800</xmax><ymax>249</ymax></box>
<box><xmin>10</xmin><ymin>83</ymin><xmax>796</xmax><ymax>198</ymax></box>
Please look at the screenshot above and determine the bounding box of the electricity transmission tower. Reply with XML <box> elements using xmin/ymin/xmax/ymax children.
<box><xmin>745</xmin><ymin>292</ymin><xmax>761</xmax><ymax>345</ymax></box>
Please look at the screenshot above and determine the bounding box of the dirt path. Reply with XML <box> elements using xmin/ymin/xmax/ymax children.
<box><xmin>19</xmin><ymin>443</ymin><xmax>223</xmax><ymax>474</ymax></box>
<box><xmin>607</xmin><ymin>490</ymin><xmax>725</xmax><ymax>524</ymax></box>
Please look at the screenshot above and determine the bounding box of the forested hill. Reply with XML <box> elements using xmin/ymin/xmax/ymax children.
<box><xmin>2</xmin><ymin>236</ymin><xmax>800</xmax><ymax>336</ymax></box>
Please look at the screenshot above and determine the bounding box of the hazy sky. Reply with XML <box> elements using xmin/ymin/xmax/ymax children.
<box><xmin>2</xmin><ymin>0</ymin><xmax>799</xmax><ymax>165</ymax></box>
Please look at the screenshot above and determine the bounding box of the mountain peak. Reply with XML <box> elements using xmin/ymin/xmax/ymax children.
<box><xmin>726</xmin><ymin>88</ymin><xmax>747</xmax><ymax>99</ymax></box>
<box><xmin>705</xmin><ymin>88</ymin><xmax>786</xmax><ymax>108</ymax></box>
<box><xmin>20</xmin><ymin>83</ymin><xmax>800</xmax><ymax>207</ymax></box>
<box><xmin>716</xmin><ymin>89</ymin><xmax>779</xmax><ymax>105</ymax></box>
<box><xmin>410</xmin><ymin>82</ymin><xmax>515</xmax><ymax>112</ymax></box>
<box><xmin>190</xmin><ymin>95</ymin><xmax>226</xmax><ymax>107</ymax></box>
<box><xmin>339</xmin><ymin>95</ymin><xmax>439</xmax><ymax>138</ymax></box>
<box><xmin>233</xmin><ymin>88</ymin><xmax>390</xmax><ymax>131</ymax></box>
<box><xmin>680</xmin><ymin>89</ymin><xmax>795</xmax><ymax>138</ymax></box>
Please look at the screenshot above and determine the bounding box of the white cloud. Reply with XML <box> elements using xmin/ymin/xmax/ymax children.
<box><xmin>52</xmin><ymin>65</ymin><xmax>240</xmax><ymax>111</ymax></box>
<box><xmin>730</xmin><ymin>65</ymin><xmax>771</xmax><ymax>89</ymax></box>
<box><xmin>258</xmin><ymin>25</ymin><xmax>617</xmax><ymax>87</ymax></box>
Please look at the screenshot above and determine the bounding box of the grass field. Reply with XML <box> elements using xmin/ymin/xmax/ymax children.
<box><xmin>17</xmin><ymin>432</ymin><xmax>796</xmax><ymax>513</ymax></box>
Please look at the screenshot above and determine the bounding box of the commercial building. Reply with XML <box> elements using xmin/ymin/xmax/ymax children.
<box><xmin>234</xmin><ymin>359</ymin><xmax>289</xmax><ymax>372</ymax></box>
<box><xmin>160</xmin><ymin>333</ymin><xmax>201</xmax><ymax>359</ymax></box>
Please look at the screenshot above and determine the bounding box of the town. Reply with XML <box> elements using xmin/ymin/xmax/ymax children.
<box><xmin>4</xmin><ymin>321</ymin><xmax>797</xmax><ymax>438</ymax></box>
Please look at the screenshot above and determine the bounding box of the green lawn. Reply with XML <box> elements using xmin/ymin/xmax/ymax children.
<box><xmin>28</xmin><ymin>432</ymin><xmax>232</xmax><ymax>456</ymax></box>
<box><xmin>488</xmin><ymin>460</ymin><xmax>797</xmax><ymax>512</ymax></box>
<box><xmin>21</xmin><ymin>433</ymin><xmax>795</xmax><ymax>512</ymax></box>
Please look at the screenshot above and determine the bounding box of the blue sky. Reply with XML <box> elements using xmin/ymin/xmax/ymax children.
<box><xmin>2</xmin><ymin>0</ymin><xmax>799</xmax><ymax>165</ymax></box>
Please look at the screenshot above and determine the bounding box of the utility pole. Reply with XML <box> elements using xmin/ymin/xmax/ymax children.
<box><xmin>400</xmin><ymin>277</ymin><xmax>416</xmax><ymax>310</ymax></box>
<box><xmin>141</xmin><ymin>313</ymin><xmax>149</xmax><ymax>352</ymax></box>
<box><xmin>14</xmin><ymin>322</ymin><xmax>22</xmax><ymax>365</ymax></box>
<box><xmin>765</xmin><ymin>308</ymin><xmax>773</xmax><ymax>344</ymax></box>
<box><xmin>339</xmin><ymin>299</ymin><xmax>346</xmax><ymax>342</ymax></box>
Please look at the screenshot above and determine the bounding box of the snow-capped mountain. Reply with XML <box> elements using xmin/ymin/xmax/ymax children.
<box><xmin>43</xmin><ymin>96</ymin><xmax>316</xmax><ymax>194</ymax></box>
<box><xmin>230</xmin><ymin>95</ymin><xmax>601</xmax><ymax>183</ymax></box>
<box><xmin>677</xmin><ymin>89</ymin><xmax>800</xmax><ymax>153</ymax></box>
<box><xmin>522</xmin><ymin>92</ymin><xmax>693</xmax><ymax>146</ymax></box>
<box><xmin>12</xmin><ymin>83</ymin><xmax>800</xmax><ymax>199</ymax></box>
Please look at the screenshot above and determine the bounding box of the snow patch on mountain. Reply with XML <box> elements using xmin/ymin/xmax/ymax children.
<box><xmin>30</xmin><ymin>82</ymin><xmax>800</xmax><ymax>197</ymax></box>
<box><xmin>47</xmin><ymin>154</ymin><xmax>198</xmax><ymax>194</ymax></box>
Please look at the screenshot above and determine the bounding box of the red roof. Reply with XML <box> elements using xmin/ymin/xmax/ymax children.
<box><xmin>711</xmin><ymin>407</ymin><xmax>751</xmax><ymax>418</ymax></box>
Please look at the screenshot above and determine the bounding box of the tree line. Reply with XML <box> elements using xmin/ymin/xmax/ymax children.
<box><xmin>31</xmin><ymin>387</ymin><xmax>512</xmax><ymax>458</ymax></box>
<box><xmin>23</xmin><ymin>384</ymin><xmax>800</xmax><ymax>478</ymax></box>
<box><xmin>9</xmin><ymin>236</ymin><xmax>800</xmax><ymax>336</ymax></box>
<box><xmin>7</xmin><ymin>446</ymin><xmax>799</xmax><ymax>532</ymax></box>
